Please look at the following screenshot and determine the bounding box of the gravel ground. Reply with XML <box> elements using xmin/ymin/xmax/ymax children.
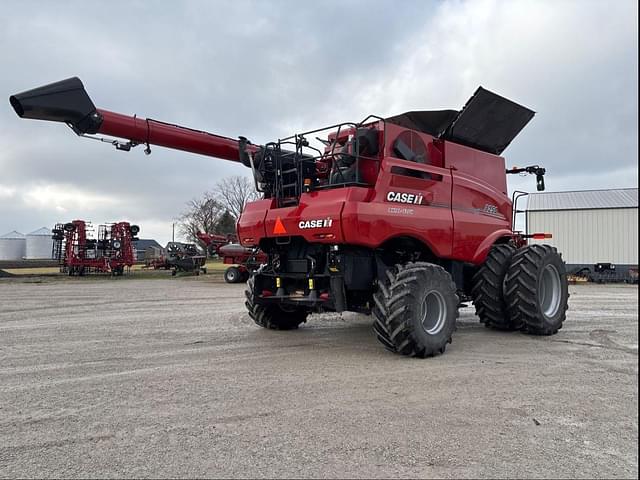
<box><xmin>0</xmin><ymin>276</ymin><xmax>637</xmax><ymax>479</ymax></box>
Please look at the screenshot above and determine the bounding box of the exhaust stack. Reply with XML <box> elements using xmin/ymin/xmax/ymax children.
<box><xmin>9</xmin><ymin>77</ymin><xmax>103</xmax><ymax>134</ymax></box>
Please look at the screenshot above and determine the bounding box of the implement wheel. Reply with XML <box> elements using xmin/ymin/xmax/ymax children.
<box><xmin>244</xmin><ymin>276</ymin><xmax>308</xmax><ymax>330</ymax></box>
<box><xmin>471</xmin><ymin>244</ymin><xmax>520</xmax><ymax>330</ymax></box>
<box><xmin>372</xmin><ymin>262</ymin><xmax>458</xmax><ymax>358</ymax></box>
<box><xmin>504</xmin><ymin>244</ymin><xmax>569</xmax><ymax>335</ymax></box>
<box><xmin>224</xmin><ymin>266</ymin><xmax>241</xmax><ymax>283</ymax></box>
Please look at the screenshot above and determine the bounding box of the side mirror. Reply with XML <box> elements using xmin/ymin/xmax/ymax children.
<box><xmin>506</xmin><ymin>164</ymin><xmax>546</xmax><ymax>191</ymax></box>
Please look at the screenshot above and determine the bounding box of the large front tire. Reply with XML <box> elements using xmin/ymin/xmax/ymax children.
<box><xmin>244</xmin><ymin>276</ymin><xmax>308</xmax><ymax>330</ymax></box>
<box><xmin>372</xmin><ymin>262</ymin><xmax>459</xmax><ymax>358</ymax></box>
<box><xmin>471</xmin><ymin>244</ymin><xmax>520</xmax><ymax>330</ymax></box>
<box><xmin>504</xmin><ymin>244</ymin><xmax>569</xmax><ymax>335</ymax></box>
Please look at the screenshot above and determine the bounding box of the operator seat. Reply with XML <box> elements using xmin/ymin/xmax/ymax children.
<box><xmin>329</xmin><ymin>128</ymin><xmax>379</xmax><ymax>185</ymax></box>
<box><xmin>330</xmin><ymin>145</ymin><xmax>357</xmax><ymax>184</ymax></box>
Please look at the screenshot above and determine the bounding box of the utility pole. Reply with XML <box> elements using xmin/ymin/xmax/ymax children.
<box><xmin>172</xmin><ymin>223</ymin><xmax>175</xmax><ymax>242</ymax></box>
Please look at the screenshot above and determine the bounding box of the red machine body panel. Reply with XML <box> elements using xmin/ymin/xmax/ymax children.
<box><xmin>343</xmin><ymin>158</ymin><xmax>454</xmax><ymax>258</ymax></box>
<box><xmin>237</xmin><ymin>122</ymin><xmax>515</xmax><ymax>264</ymax></box>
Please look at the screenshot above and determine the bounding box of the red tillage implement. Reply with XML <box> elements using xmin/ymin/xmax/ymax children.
<box><xmin>51</xmin><ymin>220</ymin><xmax>138</xmax><ymax>275</ymax></box>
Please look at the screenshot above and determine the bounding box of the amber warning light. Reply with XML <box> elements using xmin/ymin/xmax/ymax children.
<box><xmin>527</xmin><ymin>233</ymin><xmax>553</xmax><ymax>239</ymax></box>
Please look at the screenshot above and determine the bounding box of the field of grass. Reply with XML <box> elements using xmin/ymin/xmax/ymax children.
<box><xmin>1</xmin><ymin>266</ymin><xmax>61</xmax><ymax>275</ymax></box>
<box><xmin>1</xmin><ymin>259</ymin><xmax>231</xmax><ymax>276</ymax></box>
<box><xmin>204</xmin><ymin>259</ymin><xmax>229</xmax><ymax>272</ymax></box>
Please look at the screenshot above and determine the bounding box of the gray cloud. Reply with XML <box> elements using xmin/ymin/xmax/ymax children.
<box><xmin>1</xmin><ymin>0</ymin><xmax>637</xmax><ymax>243</ymax></box>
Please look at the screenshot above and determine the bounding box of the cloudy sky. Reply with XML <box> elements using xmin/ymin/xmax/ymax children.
<box><xmin>1</xmin><ymin>0</ymin><xmax>637</xmax><ymax>244</ymax></box>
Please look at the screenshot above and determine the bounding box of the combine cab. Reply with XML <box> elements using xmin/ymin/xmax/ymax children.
<box><xmin>12</xmin><ymin>78</ymin><xmax>569</xmax><ymax>357</ymax></box>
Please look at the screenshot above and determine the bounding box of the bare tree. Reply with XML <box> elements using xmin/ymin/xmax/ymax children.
<box><xmin>176</xmin><ymin>191</ymin><xmax>223</xmax><ymax>243</ymax></box>
<box><xmin>176</xmin><ymin>175</ymin><xmax>259</xmax><ymax>246</ymax></box>
<box><xmin>214</xmin><ymin>175</ymin><xmax>260</xmax><ymax>219</ymax></box>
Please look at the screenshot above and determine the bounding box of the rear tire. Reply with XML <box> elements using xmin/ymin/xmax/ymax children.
<box><xmin>245</xmin><ymin>276</ymin><xmax>308</xmax><ymax>330</ymax></box>
<box><xmin>504</xmin><ymin>244</ymin><xmax>569</xmax><ymax>335</ymax></box>
<box><xmin>471</xmin><ymin>244</ymin><xmax>520</xmax><ymax>330</ymax></box>
<box><xmin>372</xmin><ymin>262</ymin><xmax>458</xmax><ymax>358</ymax></box>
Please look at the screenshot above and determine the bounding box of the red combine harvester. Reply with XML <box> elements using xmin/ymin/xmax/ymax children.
<box><xmin>51</xmin><ymin>219</ymin><xmax>139</xmax><ymax>275</ymax></box>
<box><xmin>196</xmin><ymin>232</ymin><xmax>266</xmax><ymax>283</ymax></box>
<box><xmin>11</xmin><ymin>78</ymin><xmax>569</xmax><ymax>357</ymax></box>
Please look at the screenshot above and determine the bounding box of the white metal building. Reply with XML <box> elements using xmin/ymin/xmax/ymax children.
<box><xmin>526</xmin><ymin>188</ymin><xmax>638</xmax><ymax>267</ymax></box>
<box><xmin>0</xmin><ymin>231</ymin><xmax>26</xmax><ymax>260</ymax></box>
<box><xmin>25</xmin><ymin>227</ymin><xmax>53</xmax><ymax>259</ymax></box>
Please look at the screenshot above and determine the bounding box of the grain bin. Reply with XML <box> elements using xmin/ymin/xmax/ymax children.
<box><xmin>25</xmin><ymin>227</ymin><xmax>53</xmax><ymax>259</ymax></box>
<box><xmin>0</xmin><ymin>231</ymin><xmax>26</xmax><ymax>260</ymax></box>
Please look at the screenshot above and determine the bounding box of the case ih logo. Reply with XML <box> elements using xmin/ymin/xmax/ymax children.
<box><xmin>298</xmin><ymin>218</ymin><xmax>333</xmax><ymax>229</ymax></box>
<box><xmin>483</xmin><ymin>203</ymin><xmax>499</xmax><ymax>215</ymax></box>
<box><xmin>386</xmin><ymin>191</ymin><xmax>424</xmax><ymax>205</ymax></box>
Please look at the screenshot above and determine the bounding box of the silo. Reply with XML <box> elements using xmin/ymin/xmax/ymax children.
<box><xmin>0</xmin><ymin>231</ymin><xmax>26</xmax><ymax>260</ymax></box>
<box><xmin>25</xmin><ymin>227</ymin><xmax>53</xmax><ymax>259</ymax></box>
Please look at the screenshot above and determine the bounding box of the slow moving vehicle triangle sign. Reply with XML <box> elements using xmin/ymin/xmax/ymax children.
<box><xmin>273</xmin><ymin>217</ymin><xmax>287</xmax><ymax>234</ymax></box>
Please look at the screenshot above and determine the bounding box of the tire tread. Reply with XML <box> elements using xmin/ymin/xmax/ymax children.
<box><xmin>504</xmin><ymin>244</ymin><xmax>569</xmax><ymax>335</ymax></box>
<box><xmin>471</xmin><ymin>244</ymin><xmax>519</xmax><ymax>330</ymax></box>
<box><xmin>372</xmin><ymin>262</ymin><xmax>458</xmax><ymax>358</ymax></box>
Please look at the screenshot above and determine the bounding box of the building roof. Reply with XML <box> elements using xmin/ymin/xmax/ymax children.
<box><xmin>0</xmin><ymin>230</ymin><xmax>25</xmax><ymax>239</ymax></box>
<box><xmin>527</xmin><ymin>188</ymin><xmax>638</xmax><ymax>211</ymax></box>
<box><xmin>27</xmin><ymin>227</ymin><xmax>51</xmax><ymax>236</ymax></box>
<box><xmin>134</xmin><ymin>239</ymin><xmax>162</xmax><ymax>250</ymax></box>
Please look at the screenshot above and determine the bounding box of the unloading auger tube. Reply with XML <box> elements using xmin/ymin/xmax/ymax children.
<box><xmin>9</xmin><ymin>76</ymin><xmax>259</xmax><ymax>165</ymax></box>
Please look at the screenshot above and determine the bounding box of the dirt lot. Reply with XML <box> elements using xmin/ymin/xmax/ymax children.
<box><xmin>0</xmin><ymin>276</ymin><xmax>637</xmax><ymax>478</ymax></box>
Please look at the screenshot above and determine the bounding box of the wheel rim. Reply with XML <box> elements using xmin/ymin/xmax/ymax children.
<box><xmin>420</xmin><ymin>290</ymin><xmax>447</xmax><ymax>335</ymax></box>
<box><xmin>227</xmin><ymin>270</ymin><xmax>236</xmax><ymax>281</ymax></box>
<box><xmin>540</xmin><ymin>264</ymin><xmax>562</xmax><ymax>318</ymax></box>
